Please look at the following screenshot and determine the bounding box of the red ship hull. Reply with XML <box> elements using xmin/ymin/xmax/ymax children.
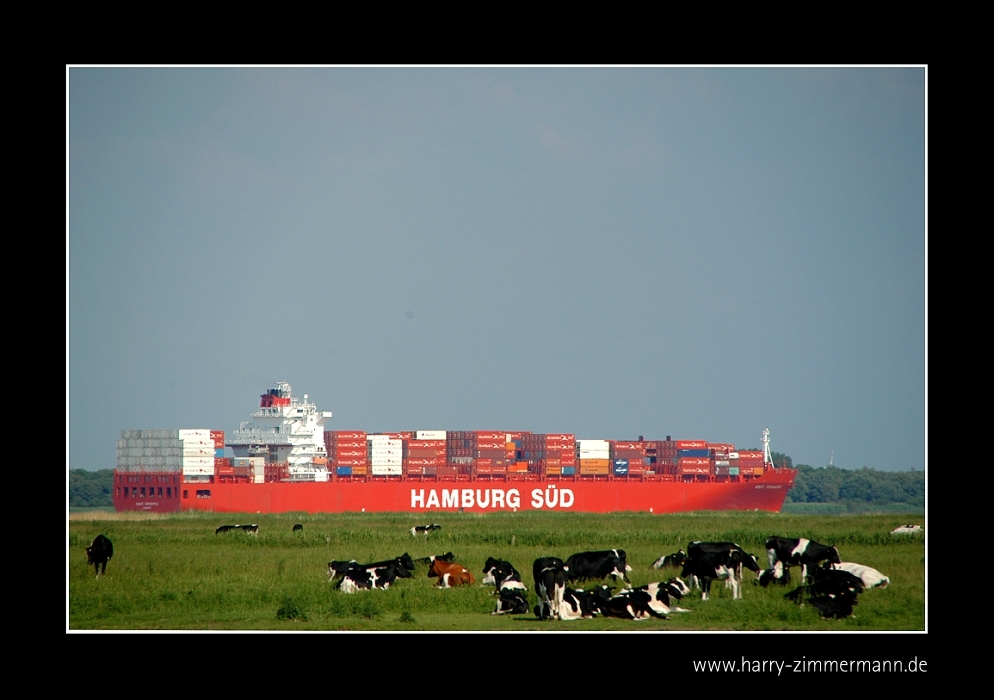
<box><xmin>152</xmin><ymin>469</ymin><xmax>795</xmax><ymax>515</ymax></box>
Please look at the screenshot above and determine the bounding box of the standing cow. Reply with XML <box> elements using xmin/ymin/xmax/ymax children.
<box><xmin>86</xmin><ymin>534</ymin><xmax>113</xmax><ymax>577</ymax></box>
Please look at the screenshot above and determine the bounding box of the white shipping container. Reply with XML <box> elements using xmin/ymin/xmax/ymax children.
<box><xmin>371</xmin><ymin>464</ymin><xmax>403</xmax><ymax>475</ymax></box>
<box><xmin>178</xmin><ymin>429</ymin><xmax>211</xmax><ymax>439</ymax></box>
<box><xmin>182</xmin><ymin>456</ymin><xmax>215</xmax><ymax>467</ymax></box>
<box><xmin>370</xmin><ymin>456</ymin><xmax>403</xmax><ymax>465</ymax></box>
<box><xmin>183</xmin><ymin>465</ymin><xmax>214</xmax><ymax>476</ymax></box>
<box><xmin>183</xmin><ymin>447</ymin><xmax>215</xmax><ymax>457</ymax></box>
<box><xmin>370</xmin><ymin>447</ymin><xmax>402</xmax><ymax>457</ymax></box>
<box><xmin>577</xmin><ymin>440</ymin><xmax>609</xmax><ymax>448</ymax></box>
<box><xmin>578</xmin><ymin>449</ymin><xmax>610</xmax><ymax>458</ymax></box>
<box><xmin>728</xmin><ymin>452</ymin><xmax>740</xmax><ymax>460</ymax></box>
<box><xmin>181</xmin><ymin>439</ymin><xmax>216</xmax><ymax>448</ymax></box>
<box><xmin>249</xmin><ymin>457</ymin><xmax>266</xmax><ymax>468</ymax></box>
<box><xmin>254</xmin><ymin>473</ymin><xmax>265</xmax><ymax>483</ymax></box>
<box><xmin>416</xmin><ymin>430</ymin><xmax>447</xmax><ymax>440</ymax></box>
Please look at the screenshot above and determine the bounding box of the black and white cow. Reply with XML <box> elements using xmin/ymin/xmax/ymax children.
<box><xmin>494</xmin><ymin>587</ymin><xmax>531</xmax><ymax>615</ymax></box>
<box><xmin>556</xmin><ymin>585</ymin><xmax>615</xmax><ymax>620</ymax></box>
<box><xmin>215</xmin><ymin>524</ymin><xmax>259</xmax><ymax>535</ymax></box>
<box><xmin>829</xmin><ymin>562</ymin><xmax>890</xmax><ymax>589</ymax></box>
<box><xmin>685</xmin><ymin>541</ymin><xmax>761</xmax><ymax>592</ymax></box>
<box><xmin>411</xmin><ymin>523</ymin><xmax>442</xmax><ymax>537</ymax></box>
<box><xmin>482</xmin><ymin>558</ymin><xmax>525</xmax><ymax>590</ymax></box>
<box><xmin>564</xmin><ymin>549</ymin><xmax>632</xmax><ymax>585</ymax></box>
<box><xmin>334</xmin><ymin>559</ymin><xmax>414</xmax><ymax>594</ymax></box>
<box><xmin>766</xmin><ymin>536</ymin><xmax>841</xmax><ymax>581</ymax></box>
<box><xmin>756</xmin><ymin>561</ymin><xmax>792</xmax><ymax>587</ymax></box>
<box><xmin>681</xmin><ymin>548</ymin><xmax>755</xmax><ymax>600</ymax></box>
<box><xmin>86</xmin><ymin>534</ymin><xmax>113</xmax><ymax>577</ymax></box>
<box><xmin>484</xmin><ymin>558</ymin><xmax>529</xmax><ymax>615</ymax></box>
<box><xmin>651</xmin><ymin>550</ymin><xmax>688</xmax><ymax>570</ymax></box>
<box><xmin>414</xmin><ymin>552</ymin><xmax>456</xmax><ymax>566</ymax></box>
<box><xmin>785</xmin><ymin>567</ymin><xmax>864</xmax><ymax>619</ymax></box>
<box><xmin>602</xmin><ymin>579</ymin><xmax>690</xmax><ymax>620</ymax></box>
<box><xmin>533</xmin><ymin>557</ymin><xmax>567</xmax><ymax>620</ymax></box>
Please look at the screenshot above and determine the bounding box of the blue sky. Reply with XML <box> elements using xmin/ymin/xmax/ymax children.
<box><xmin>68</xmin><ymin>67</ymin><xmax>926</xmax><ymax>472</ymax></box>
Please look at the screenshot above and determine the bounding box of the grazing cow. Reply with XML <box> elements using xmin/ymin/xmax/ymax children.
<box><xmin>681</xmin><ymin>548</ymin><xmax>755</xmax><ymax>600</ymax></box>
<box><xmin>602</xmin><ymin>579</ymin><xmax>689</xmax><ymax>620</ymax></box>
<box><xmin>533</xmin><ymin>557</ymin><xmax>567</xmax><ymax>620</ymax></box>
<box><xmin>829</xmin><ymin>562</ymin><xmax>890</xmax><ymax>589</ymax></box>
<box><xmin>785</xmin><ymin>567</ymin><xmax>864</xmax><ymax>619</ymax></box>
<box><xmin>687</xmin><ymin>541</ymin><xmax>760</xmax><ymax>590</ymax></box>
<box><xmin>765</xmin><ymin>536</ymin><xmax>840</xmax><ymax>581</ymax></box>
<box><xmin>86</xmin><ymin>534</ymin><xmax>113</xmax><ymax>577</ymax></box>
<box><xmin>293</xmin><ymin>523</ymin><xmax>303</xmax><ymax>532</ymax></box>
<box><xmin>890</xmin><ymin>524</ymin><xmax>922</xmax><ymax>535</ymax></box>
<box><xmin>564</xmin><ymin>549</ymin><xmax>632</xmax><ymax>585</ymax></box>
<box><xmin>428</xmin><ymin>558</ymin><xmax>475</xmax><ymax>587</ymax></box>
<box><xmin>651</xmin><ymin>550</ymin><xmax>688</xmax><ymax>570</ymax></box>
<box><xmin>411</xmin><ymin>523</ymin><xmax>442</xmax><ymax>537</ymax></box>
<box><xmin>215</xmin><ymin>525</ymin><xmax>237</xmax><ymax>534</ymax></box>
<box><xmin>556</xmin><ymin>585</ymin><xmax>615</xmax><ymax>620</ymax></box>
<box><xmin>756</xmin><ymin>561</ymin><xmax>792</xmax><ymax>587</ymax></box>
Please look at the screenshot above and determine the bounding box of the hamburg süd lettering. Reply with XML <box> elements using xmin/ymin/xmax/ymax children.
<box><xmin>410</xmin><ymin>486</ymin><xmax>574</xmax><ymax>510</ymax></box>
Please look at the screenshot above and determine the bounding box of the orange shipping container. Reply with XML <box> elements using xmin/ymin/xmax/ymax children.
<box><xmin>579</xmin><ymin>459</ymin><xmax>610</xmax><ymax>468</ymax></box>
<box><xmin>580</xmin><ymin>464</ymin><xmax>610</xmax><ymax>475</ymax></box>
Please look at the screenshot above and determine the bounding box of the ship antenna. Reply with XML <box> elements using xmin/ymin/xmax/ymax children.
<box><xmin>829</xmin><ymin>450</ymin><xmax>834</xmax><ymax>467</ymax></box>
<box><xmin>762</xmin><ymin>427</ymin><xmax>773</xmax><ymax>467</ymax></box>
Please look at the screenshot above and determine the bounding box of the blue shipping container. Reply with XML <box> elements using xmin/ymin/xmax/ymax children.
<box><xmin>561</xmin><ymin>466</ymin><xmax>576</xmax><ymax>476</ymax></box>
<box><xmin>336</xmin><ymin>466</ymin><xmax>352</xmax><ymax>476</ymax></box>
<box><xmin>613</xmin><ymin>459</ymin><xmax>629</xmax><ymax>475</ymax></box>
<box><xmin>678</xmin><ymin>449</ymin><xmax>710</xmax><ymax>457</ymax></box>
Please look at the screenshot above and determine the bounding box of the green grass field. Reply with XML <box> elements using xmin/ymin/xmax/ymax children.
<box><xmin>68</xmin><ymin>510</ymin><xmax>925</xmax><ymax>631</ymax></box>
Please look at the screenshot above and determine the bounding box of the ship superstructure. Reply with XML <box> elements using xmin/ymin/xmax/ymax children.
<box><xmin>226</xmin><ymin>382</ymin><xmax>333</xmax><ymax>479</ymax></box>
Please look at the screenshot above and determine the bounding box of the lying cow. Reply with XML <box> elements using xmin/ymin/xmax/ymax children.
<box><xmin>337</xmin><ymin>560</ymin><xmax>413</xmax><ymax>593</ymax></box>
<box><xmin>483</xmin><ymin>557</ymin><xmax>529</xmax><ymax>614</ymax></box>
<box><xmin>415</xmin><ymin>552</ymin><xmax>456</xmax><ymax>566</ymax></box>
<box><xmin>602</xmin><ymin>579</ymin><xmax>690</xmax><ymax>620</ymax></box>
<box><xmin>86</xmin><ymin>534</ymin><xmax>113</xmax><ymax>577</ymax></box>
<box><xmin>785</xmin><ymin>567</ymin><xmax>864</xmax><ymax>619</ymax></box>
<box><xmin>829</xmin><ymin>561</ymin><xmax>890</xmax><ymax>589</ymax></box>
<box><xmin>411</xmin><ymin>523</ymin><xmax>442</xmax><ymax>537</ymax></box>
<box><xmin>765</xmin><ymin>536</ymin><xmax>840</xmax><ymax>581</ymax></box>
<box><xmin>428</xmin><ymin>558</ymin><xmax>475</xmax><ymax>587</ymax></box>
<box><xmin>482</xmin><ymin>558</ymin><xmax>525</xmax><ymax>590</ymax></box>
<box><xmin>564</xmin><ymin>549</ymin><xmax>631</xmax><ymax>585</ymax></box>
<box><xmin>215</xmin><ymin>524</ymin><xmax>259</xmax><ymax>535</ymax></box>
<box><xmin>890</xmin><ymin>524</ymin><xmax>922</xmax><ymax>535</ymax></box>
<box><xmin>293</xmin><ymin>523</ymin><xmax>303</xmax><ymax>532</ymax></box>
<box><xmin>533</xmin><ymin>557</ymin><xmax>567</xmax><ymax>620</ymax></box>
<box><xmin>651</xmin><ymin>550</ymin><xmax>688</xmax><ymax>570</ymax></box>
<box><xmin>756</xmin><ymin>561</ymin><xmax>792</xmax><ymax>587</ymax></box>
<box><xmin>554</xmin><ymin>585</ymin><xmax>615</xmax><ymax>620</ymax></box>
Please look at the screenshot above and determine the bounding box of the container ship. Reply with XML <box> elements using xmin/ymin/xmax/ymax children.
<box><xmin>112</xmin><ymin>382</ymin><xmax>796</xmax><ymax>515</ymax></box>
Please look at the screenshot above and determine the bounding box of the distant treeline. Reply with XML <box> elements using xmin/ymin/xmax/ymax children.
<box><xmin>786</xmin><ymin>464</ymin><xmax>924</xmax><ymax>508</ymax></box>
<box><xmin>69</xmin><ymin>469</ymin><xmax>114</xmax><ymax>508</ymax></box>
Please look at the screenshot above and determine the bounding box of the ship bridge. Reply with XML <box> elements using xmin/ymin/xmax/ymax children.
<box><xmin>226</xmin><ymin>382</ymin><xmax>332</xmax><ymax>466</ymax></box>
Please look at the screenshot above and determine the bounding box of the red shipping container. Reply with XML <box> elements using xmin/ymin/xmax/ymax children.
<box><xmin>679</xmin><ymin>457</ymin><xmax>711</xmax><ymax>467</ymax></box>
<box><xmin>408</xmin><ymin>440</ymin><xmax>446</xmax><ymax>448</ymax></box>
<box><xmin>472</xmin><ymin>432</ymin><xmax>504</xmax><ymax>440</ymax></box>
<box><xmin>737</xmin><ymin>450</ymin><xmax>764</xmax><ymax>460</ymax></box>
<box><xmin>332</xmin><ymin>440</ymin><xmax>366</xmax><ymax>449</ymax></box>
<box><xmin>611</xmin><ymin>441</ymin><xmax>644</xmax><ymax>451</ymax></box>
<box><xmin>331</xmin><ymin>431</ymin><xmax>367</xmax><ymax>440</ymax></box>
<box><xmin>544</xmin><ymin>434</ymin><xmax>575</xmax><ymax>442</ymax></box>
